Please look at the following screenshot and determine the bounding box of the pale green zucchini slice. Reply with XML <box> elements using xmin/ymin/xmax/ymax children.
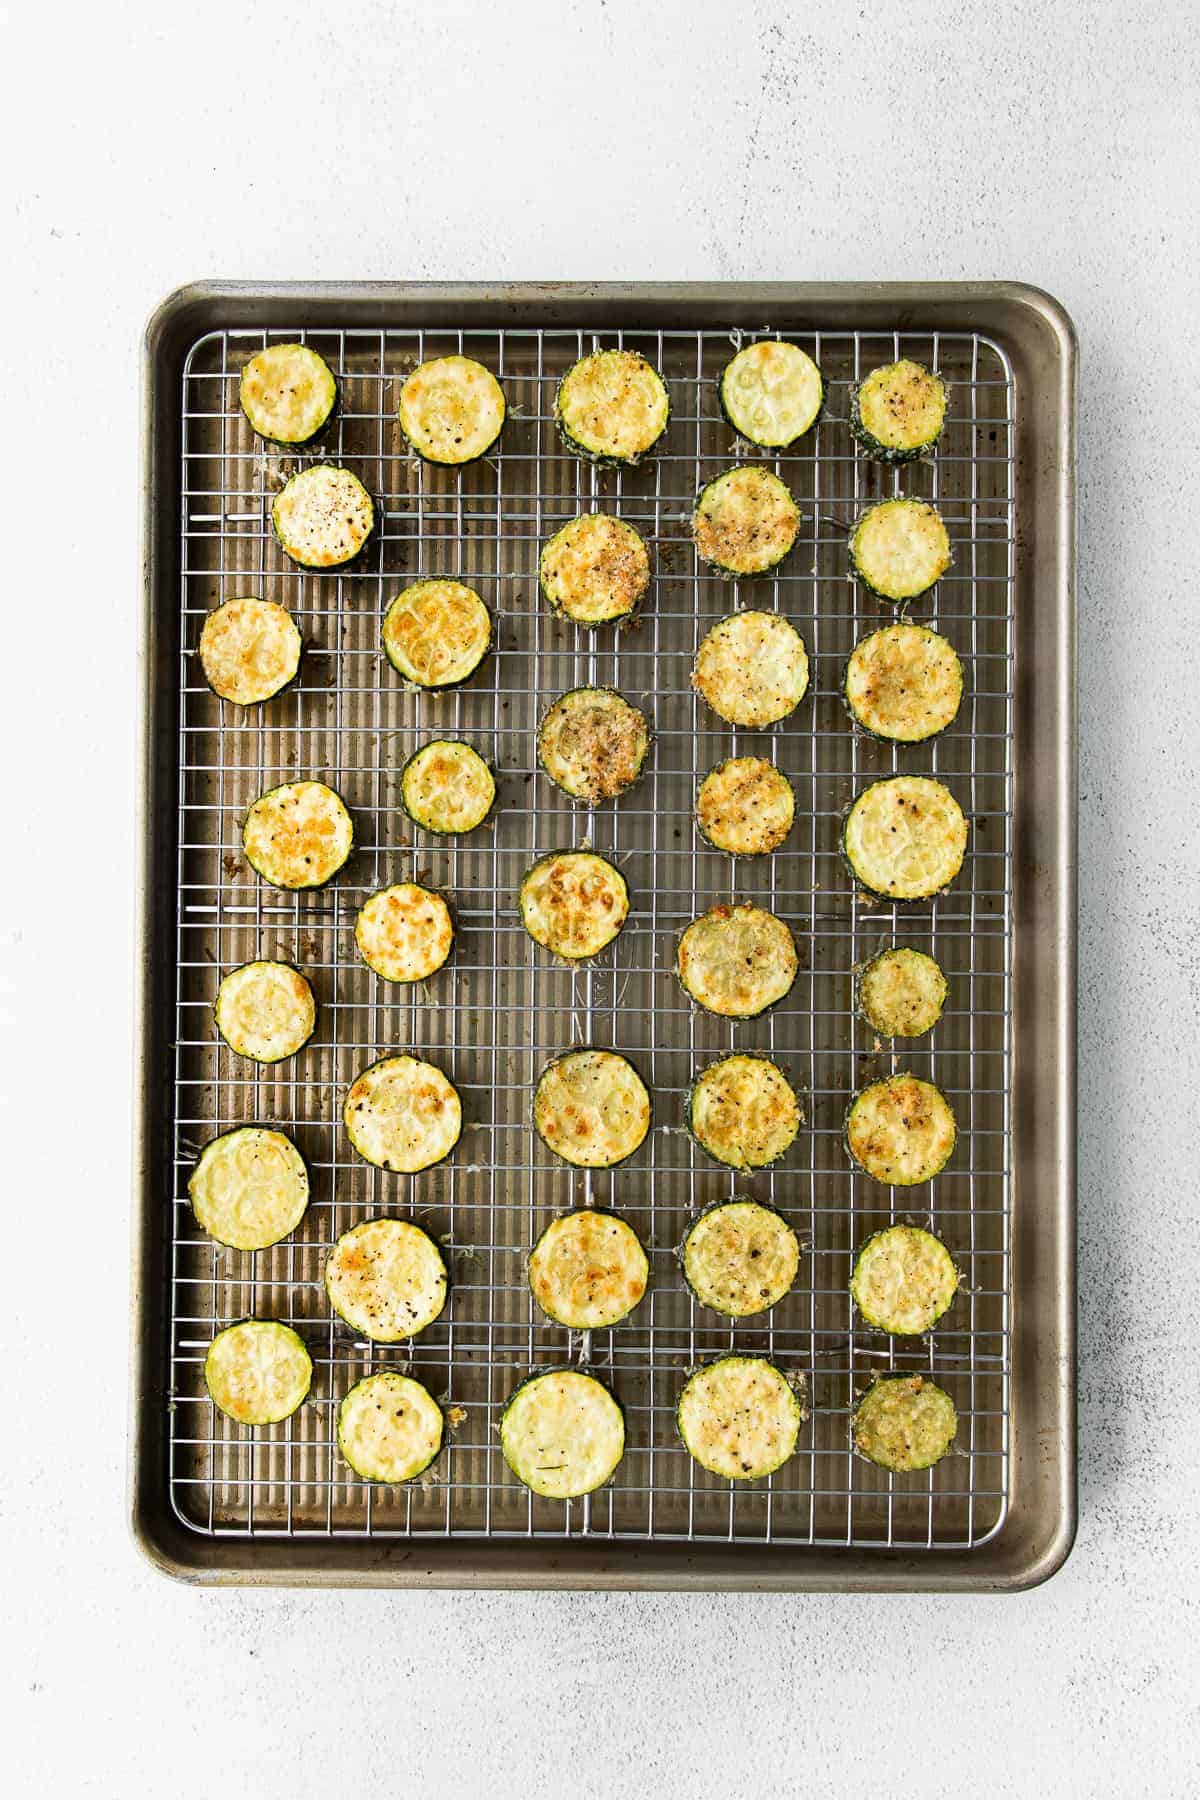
<box><xmin>189</xmin><ymin>1126</ymin><xmax>309</xmax><ymax>1252</ymax></box>
<box><xmin>355</xmin><ymin>883</ymin><xmax>454</xmax><ymax>982</ymax></box>
<box><xmin>214</xmin><ymin>960</ymin><xmax>316</xmax><ymax>1063</ymax></box>
<box><xmin>500</xmin><ymin>1369</ymin><xmax>625</xmax><ymax>1498</ymax></box>
<box><xmin>676</xmin><ymin>902</ymin><xmax>797</xmax><ymax>1019</ymax></box>
<box><xmin>850</xmin><ymin>1224</ymin><xmax>959</xmax><ymax>1335</ymax></box>
<box><xmin>693</xmin><ymin>609</ymin><xmax>809</xmax><ymax>726</ymax></box>
<box><xmin>400</xmin><ymin>740</ymin><xmax>496</xmax><ymax>834</ymax></box>
<box><xmin>537</xmin><ymin>687</ymin><xmax>650</xmax><ymax>803</ymax></box>
<box><xmin>528</xmin><ymin>1210</ymin><xmax>649</xmax><ymax>1329</ymax></box>
<box><xmin>242</xmin><ymin>780</ymin><xmax>353</xmax><ymax>889</ymax></box>
<box><xmin>325</xmin><ymin>1217</ymin><xmax>448</xmax><ymax>1341</ymax></box>
<box><xmin>533</xmin><ymin>1048</ymin><xmax>650</xmax><ymax>1169</ymax></box>
<box><xmin>677</xmin><ymin>1356</ymin><xmax>804</xmax><ymax>1481</ymax></box>
<box><xmin>681</xmin><ymin>1200</ymin><xmax>800</xmax><ymax>1317</ymax></box>
<box><xmin>853</xmin><ymin>1374</ymin><xmax>958</xmax><ymax>1472</ymax></box>
<box><xmin>204</xmin><ymin>1320</ymin><xmax>312</xmax><ymax>1425</ymax></box>
<box><xmin>555</xmin><ymin>349</ymin><xmax>669</xmax><ymax>465</ymax></box>
<box><xmin>846</xmin><ymin>1073</ymin><xmax>956</xmax><ymax>1186</ymax></box>
<box><xmin>850</xmin><ymin>359</ymin><xmax>947</xmax><ymax>463</ymax></box>
<box><xmin>687</xmin><ymin>1054</ymin><xmax>801</xmax><ymax>1171</ymax></box>
<box><xmin>696</xmin><ymin>756</ymin><xmax>794</xmax><ymax>855</ymax></box>
<box><xmin>239</xmin><ymin>342</ymin><xmax>337</xmax><ymax>445</ymax></box>
<box><xmin>343</xmin><ymin>1054</ymin><xmax>462</xmax><ymax>1174</ymax></box>
<box><xmin>693</xmin><ymin>466</ymin><xmax>800</xmax><ymax>576</ymax></box>
<box><xmin>856</xmin><ymin>946</ymin><xmax>948</xmax><ymax>1038</ymax></box>
<box><xmin>518</xmin><ymin>851</ymin><xmax>629</xmax><ymax>959</ymax></box>
<box><xmin>398</xmin><ymin>355</ymin><xmax>505</xmax><ymax>465</ymax></box>
<box><xmin>844</xmin><ymin>623</ymin><xmax>963</xmax><ymax>743</ymax></box>
<box><xmin>271</xmin><ymin>464</ymin><xmax>374</xmax><ymax>570</ymax></box>
<box><xmin>382</xmin><ymin>580</ymin><xmax>492</xmax><ymax>688</ymax></box>
<box><xmin>539</xmin><ymin>512</ymin><xmax>651</xmax><ymax>625</ymax></box>
<box><xmin>198</xmin><ymin>597</ymin><xmax>302</xmax><ymax>706</ymax></box>
<box><xmin>843</xmin><ymin>774</ymin><xmax>968</xmax><ymax>900</ymax></box>
<box><xmin>849</xmin><ymin>498</ymin><xmax>950</xmax><ymax>603</ymax></box>
<box><xmin>337</xmin><ymin>1371</ymin><xmax>444</xmax><ymax>1482</ymax></box>
<box><xmin>719</xmin><ymin>340</ymin><xmax>823</xmax><ymax>448</ymax></box>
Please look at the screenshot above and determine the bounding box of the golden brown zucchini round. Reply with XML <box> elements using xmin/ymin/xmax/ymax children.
<box><xmin>693</xmin><ymin>466</ymin><xmax>800</xmax><ymax>576</ymax></box>
<box><xmin>696</xmin><ymin>757</ymin><xmax>794</xmax><ymax>856</ymax></box>
<box><xmin>687</xmin><ymin>1054</ymin><xmax>801</xmax><ymax>1170</ymax></box>
<box><xmin>845</xmin><ymin>1073</ymin><xmax>956</xmax><ymax>1186</ymax></box>
<box><xmin>844</xmin><ymin>623</ymin><xmax>963</xmax><ymax>743</ymax></box>
<box><xmin>518</xmin><ymin>851</ymin><xmax>629</xmax><ymax>959</ymax></box>
<box><xmin>500</xmin><ymin>1369</ymin><xmax>625</xmax><ymax>1497</ymax></box>
<box><xmin>198</xmin><ymin>597</ymin><xmax>302</xmax><ymax>706</ymax></box>
<box><xmin>214</xmin><ymin>960</ymin><xmax>316</xmax><ymax>1063</ymax></box>
<box><xmin>325</xmin><ymin>1217</ymin><xmax>448</xmax><ymax>1341</ymax></box>
<box><xmin>853</xmin><ymin>1374</ymin><xmax>958</xmax><ymax>1472</ymax></box>
<box><xmin>537</xmin><ymin>687</ymin><xmax>650</xmax><ymax>804</ymax></box>
<box><xmin>856</xmin><ymin>946</ymin><xmax>948</xmax><ymax>1038</ymax></box>
<box><xmin>539</xmin><ymin>513</ymin><xmax>651</xmax><ymax>626</ymax></box>
<box><xmin>239</xmin><ymin>342</ymin><xmax>337</xmax><ymax>445</ymax></box>
<box><xmin>528</xmin><ymin>1210</ymin><xmax>649</xmax><ymax>1329</ymax></box>
<box><xmin>189</xmin><ymin>1126</ymin><xmax>310</xmax><ymax>1251</ymax></box>
<box><xmin>843</xmin><ymin>775</ymin><xmax>968</xmax><ymax>901</ymax></box>
<box><xmin>555</xmin><ymin>349</ymin><xmax>669</xmax><ymax>465</ymax></box>
<box><xmin>354</xmin><ymin>883</ymin><xmax>454</xmax><ymax>983</ymax></box>
<box><xmin>400</xmin><ymin>740</ymin><xmax>496</xmax><ymax>835</ymax></box>
<box><xmin>693</xmin><ymin>610</ymin><xmax>809</xmax><ymax>727</ymax></box>
<box><xmin>719</xmin><ymin>340</ymin><xmax>823</xmax><ymax>448</ymax></box>
<box><xmin>242</xmin><ymin>781</ymin><xmax>353</xmax><ymax>890</ymax></box>
<box><xmin>382</xmin><ymin>580</ymin><xmax>492</xmax><ymax>688</ymax></box>
<box><xmin>850</xmin><ymin>359</ymin><xmax>947</xmax><ymax>463</ymax></box>
<box><xmin>533</xmin><ymin>1048</ymin><xmax>650</xmax><ymax>1169</ymax></box>
<box><xmin>271</xmin><ymin>464</ymin><xmax>374</xmax><ymax>570</ymax></box>
<box><xmin>850</xmin><ymin>1224</ymin><xmax>959</xmax><ymax>1335</ymax></box>
<box><xmin>849</xmin><ymin>498</ymin><xmax>950</xmax><ymax>603</ymax></box>
<box><xmin>681</xmin><ymin>1200</ymin><xmax>800</xmax><ymax>1317</ymax></box>
<box><xmin>337</xmin><ymin>1371</ymin><xmax>444</xmax><ymax>1482</ymax></box>
<box><xmin>676</xmin><ymin>902</ymin><xmax>797</xmax><ymax>1019</ymax></box>
<box><xmin>343</xmin><ymin>1054</ymin><xmax>462</xmax><ymax>1173</ymax></box>
<box><xmin>204</xmin><ymin>1320</ymin><xmax>312</xmax><ymax>1425</ymax></box>
<box><xmin>677</xmin><ymin>1356</ymin><xmax>804</xmax><ymax>1480</ymax></box>
<box><xmin>398</xmin><ymin>355</ymin><xmax>505</xmax><ymax>465</ymax></box>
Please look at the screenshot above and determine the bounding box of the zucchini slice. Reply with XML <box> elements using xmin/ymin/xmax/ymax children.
<box><xmin>271</xmin><ymin>464</ymin><xmax>374</xmax><ymax>570</ymax></box>
<box><xmin>337</xmin><ymin>1371</ymin><xmax>444</xmax><ymax>1482</ymax></box>
<box><xmin>850</xmin><ymin>359</ymin><xmax>947</xmax><ymax>463</ymax></box>
<box><xmin>325</xmin><ymin>1217</ymin><xmax>448</xmax><ymax>1341</ymax></box>
<box><xmin>500</xmin><ymin>1369</ymin><xmax>625</xmax><ymax>1498</ymax></box>
<box><xmin>849</xmin><ymin>498</ymin><xmax>951</xmax><ymax>603</ymax></box>
<box><xmin>188</xmin><ymin>1126</ymin><xmax>309</xmax><ymax>1252</ymax></box>
<box><xmin>398</xmin><ymin>355</ymin><xmax>505</xmax><ymax>466</ymax></box>
<box><xmin>214</xmin><ymin>960</ymin><xmax>316</xmax><ymax>1063</ymax></box>
<box><xmin>555</xmin><ymin>348</ymin><xmax>669</xmax><ymax>466</ymax></box>
<box><xmin>850</xmin><ymin>1224</ymin><xmax>958</xmax><ymax>1335</ymax></box>
<box><xmin>696</xmin><ymin>756</ymin><xmax>794</xmax><ymax>856</ymax></box>
<box><xmin>343</xmin><ymin>1054</ymin><xmax>462</xmax><ymax>1174</ymax></box>
<box><xmin>528</xmin><ymin>1210</ymin><xmax>649</xmax><ymax>1330</ymax></box>
<box><xmin>676</xmin><ymin>902</ymin><xmax>798</xmax><ymax>1019</ymax></box>
<box><xmin>198</xmin><ymin>597</ymin><xmax>302</xmax><ymax>706</ymax></box>
<box><xmin>853</xmin><ymin>1374</ymin><xmax>957</xmax><ymax>1472</ymax></box>
<box><xmin>533</xmin><ymin>1048</ymin><xmax>650</xmax><ymax>1169</ymax></box>
<box><xmin>693</xmin><ymin>610</ymin><xmax>809</xmax><ymax>727</ymax></box>
<box><xmin>518</xmin><ymin>850</ymin><xmax>629</xmax><ymax>960</ymax></box>
<box><xmin>242</xmin><ymin>780</ymin><xmax>353</xmax><ymax>890</ymax></box>
<box><xmin>843</xmin><ymin>774</ymin><xmax>968</xmax><ymax>901</ymax></box>
<box><xmin>204</xmin><ymin>1320</ymin><xmax>311</xmax><ymax>1425</ymax></box>
<box><xmin>719</xmin><ymin>340</ymin><xmax>823</xmax><ymax>448</ymax></box>
<box><xmin>687</xmin><ymin>1054</ymin><xmax>801</xmax><ymax>1171</ymax></box>
<box><xmin>693</xmin><ymin>467</ymin><xmax>800</xmax><ymax>577</ymax></box>
<box><xmin>382</xmin><ymin>580</ymin><xmax>492</xmax><ymax>689</ymax></box>
<box><xmin>681</xmin><ymin>1201</ymin><xmax>800</xmax><ymax>1318</ymax></box>
<box><xmin>400</xmin><ymin>740</ymin><xmax>495</xmax><ymax>834</ymax></box>
<box><xmin>355</xmin><ymin>882</ymin><xmax>454</xmax><ymax>983</ymax></box>
<box><xmin>846</xmin><ymin>1073</ymin><xmax>956</xmax><ymax>1186</ymax></box>
<box><xmin>857</xmin><ymin>946</ymin><xmax>947</xmax><ymax>1038</ymax></box>
<box><xmin>844</xmin><ymin>623</ymin><xmax>963</xmax><ymax>743</ymax></box>
<box><xmin>537</xmin><ymin>687</ymin><xmax>650</xmax><ymax>804</ymax></box>
<box><xmin>239</xmin><ymin>342</ymin><xmax>337</xmax><ymax>445</ymax></box>
<box><xmin>677</xmin><ymin>1356</ymin><xmax>804</xmax><ymax>1481</ymax></box>
<box><xmin>539</xmin><ymin>513</ymin><xmax>651</xmax><ymax>626</ymax></box>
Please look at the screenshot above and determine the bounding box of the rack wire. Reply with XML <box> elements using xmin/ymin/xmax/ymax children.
<box><xmin>169</xmin><ymin>321</ymin><xmax>1014</xmax><ymax>1550</ymax></box>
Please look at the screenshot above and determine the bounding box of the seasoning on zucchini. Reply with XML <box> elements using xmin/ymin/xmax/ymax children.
<box><xmin>271</xmin><ymin>464</ymin><xmax>374</xmax><ymax>570</ymax></box>
<box><xmin>519</xmin><ymin>851</ymin><xmax>629</xmax><ymax>959</ymax></box>
<box><xmin>693</xmin><ymin>610</ymin><xmax>809</xmax><ymax>727</ymax></box>
<box><xmin>528</xmin><ymin>1210</ymin><xmax>649</xmax><ymax>1329</ymax></box>
<box><xmin>676</xmin><ymin>902</ymin><xmax>798</xmax><ymax>1019</ymax></box>
<box><xmin>539</xmin><ymin>513</ymin><xmax>651</xmax><ymax>626</ymax></box>
<box><xmin>533</xmin><ymin>1048</ymin><xmax>650</xmax><ymax>1169</ymax></box>
<box><xmin>850</xmin><ymin>1224</ymin><xmax>959</xmax><ymax>1335</ymax></box>
<box><xmin>537</xmin><ymin>687</ymin><xmax>650</xmax><ymax>804</ymax></box>
<box><xmin>846</xmin><ymin>1073</ymin><xmax>956</xmax><ymax>1186</ymax></box>
<box><xmin>189</xmin><ymin>1126</ymin><xmax>310</xmax><ymax>1252</ymax></box>
<box><xmin>853</xmin><ymin>1373</ymin><xmax>957</xmax><ymax>1472</ymax></box>
<box><xmin>500</xmin><ymin>1369</ymin><xmax>625</xmax><ymax>1498</ymax></box>
<box><xmin>850</xmin><ymin>358</ymin><xmax>947</xmax><ymax>463</ymax></box>
<box><xmin>398</xmin><ymin>354</ymin><xmax>506</xmax><ymax>465</ymax></box>
<box><xmin>400</xmin><ymin>740</ymin><xmax>496</xmax><ymax>834</ymax></box>
<box><xmin>555</xmin><ymin>348</ymin><xmax>669</xmax><ymax>465</ymax></box>
<box><xmin>696</xmin><ymin>757</ymin><xmax>794</xmax><ymax>856</ymax></box>
<box><xmin>214</xmin><ymin>960</ymin><xmax>316</xmax><ymax>1063</ymax></box>
<box><xmin>198</xmin><ymin>597</ymin><xmax>302</xmax><ymax>706</ymax></box>
<box><xmin>242</xmin><ymin>780</ymin><xmax>353</xmax><ymax>889</ymax></box>
<box><xmin>693</xmin><ymin>467</ymin><xmax>800</xmax><ymax>577</ymax></box>
<box><xmin>337</xmin><ymin>1371</ymin><xmax>444</xmax><ymax>1482</ymax></box>
<box><xmin>204</xmin><ymin>1320</ymin><xmax>312</xmax><ymax>1425</ymax></box>
<box><xmin>857</xmin><ymin>946</ymin><xmax>947</xmax><ymax>1038</ymax></box>
<box><xmin>677</xmin><ymin>1355</ymin><xmax>804</xmax><ymax>1481</ymax></box>
<box><xmin>382</xmin><ymin>580</ymin><xmax>492</xmax><ymax>688</ymax></box>
<box><xmin>844</xmin><ymin>623</ymin><xmax>963</xmax><ymax>743</ymax></box>
<box><xmin>355</xmin><ymin>882</ymin><xmax>454</xmax><ymax>983</ymax></box>
<box><xmin>343</xmin><ymin>1054</ymin><xmax>462</xmax><ymax>1173</ymax></box>
<box><xmin>719</xmin><ymin>340</ymin><xmax>823</xmax><ymax>448</ymax></box>
<box><xmin>687</xmin><ymin>1054</ymin><xmax>801</xmax><ymax>1170</ymax></box>
<box><xmin>681</xmin><ymin>1201</ymin><xmax>800</xmax><ymax>1317</ymax></box>
<box><xmin>843</xmin><ymin>774</ymin><xmax>968</xmax><ymax>900</ymax></box>
<box><xmin>849</xmin><ymin>498</ymin><xmax>950</xmax><ymax>603</ymax></box>
<box><xmin>239</xmin><ymin>342</ymin><xmax>337</xmax><ymax>445</ymax></box>
<box><xmin>325</xmin><ymin>1217</ymin><xmax>448</xmax><ymax>1341</ymax></box>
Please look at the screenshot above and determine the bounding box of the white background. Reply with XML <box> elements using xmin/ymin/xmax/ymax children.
<box><xmin>3</xmin><ymin>2</ymin><xmax>1197</xmax><ymax>1794</ymax></box>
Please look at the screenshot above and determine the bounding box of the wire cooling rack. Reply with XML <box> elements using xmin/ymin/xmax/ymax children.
<box><xmin>170</xmin><ymin>321</ymin><xmax>1013</xmax><ymax>1550</ymax></box>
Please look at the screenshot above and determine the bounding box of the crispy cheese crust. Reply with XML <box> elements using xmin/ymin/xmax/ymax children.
<box><xmin>846</xmin><ymin>1073</ymin><xmax>956</xmax><ymax>1186</ymax></box>
<box><xmin>271</xmin><ymin>464</ymin><xmax>374</xmax><ymax>570</ymax></box>
<box><xmin>198</xmin><ymin>597</ymin><xmax>302</xmax><ymax>706</ymax></box>
<box><xmin>325</xmin><ymin>1218</ymin><xmax>448</xmax><ymax>1341</ymax></box>
<box><xmin>857</xmin><ymin>947</ymin><xmax>948</xmax><ymax>1037</ymax></box>
<box><xmin>693</xmin><ymin>610</ymin><xmax>809</xmax><ymax>727</ymax></box>
<box><xmin>844</xmin><ymin>624</ymin><xmax>963</xmax><ymax>743</ymax></box>
<box><xmin>539</xmin><ymin>513</ymin><xmax>651</xmax><ymax>625</ymax></box>
<box><xmin>398</xmin><ymin>355</ymin><xmax>505</xmax><ymax>465</ymax></box>
<box><xmin>677</xmin><ymin>1356</ymin><xmax>804</xmax><ymax>1480</ymax></box>
<box><xmin>382</xmin><ymin>580</ymin><xmax>492</xmax><ymax>688</ymax></box>
<box><xmin>693</xmin><ymin>466</ymin><xmax>800</xmax><ymax>576</ymax></box>
<box><xmin>343</xmin><ymin>1055</ymin><xmax>462</xmax><ymax>1174</ymax></box>
<box><xmin>242</xmin><ymin>781</ymin><xmax>353</xmax><ymax>889</ymax></box>
<box><xmin>696</xmin><ymin>757</ymin><xmax>795</xmax><ymax>856</ymax></box>
<box><xmin>537</xmin><ymin>687</ymin><xmax>650</xmax><ymax>803</ymax></box>
<box><xmin>556</xmin><ymin>349</ymin><xmax>669</xmax><ymax>464</ymax></box>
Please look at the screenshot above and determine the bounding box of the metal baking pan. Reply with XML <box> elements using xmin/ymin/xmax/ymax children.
<box><xmin>133</xmin><ymin>281</ymin><xmax>1075</xmax><ymax>1590</ymax></box>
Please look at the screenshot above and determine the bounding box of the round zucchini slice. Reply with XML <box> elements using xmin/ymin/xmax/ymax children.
<box><xmin>850</xmin><ymin>358</ymin><xmax>947</xmax><ymax>463</ymax></box>
<box><xmin>677</xmin><ymin>1355</ymin><xmax>804</xmax><ymax>1481</ymax></box>
<box><xmin>681</xmin><ymin>1201</ymin><xmax>800</xmax><ymax>1318</ymax></box>
<box><xmin>719</xmin><ymin>340</ymin><xmax>823</xmax><ymax>448</ymax></box>
<box><xmin>355</xmin><ymin>883</ymin><xmax>454</xmax><ymax>983</ymax></box>
<box><xmin>528</xmin><ymin>1210</ymin><xmax>649</xmax><ymax>1329</ymax></box>
<box><xmin>198</xmin><ymin>597</ymin><xmax>302</xmax><ymax>706</ymax></box>
<box><xmin>381</xmin><ymin>580</ymin><xmax>492</xmax><ymax>689</ymax></box>
<box><xmin>857</xmin><ymin>946</ymin><xmax>948</xmax><ymax>1038</ymax></box>
<box><xmin>555</xmin><ymin>348</ymin><xmax>669</xmax><ymax>466</ymax></box>
<box><xmin>325</xmin><ymin>1217</ymin><xmax>448</xmax><ymax>1341</ymax></box>
<box><xmin>239</xmin><ymin>342</ymin><xmax>337</xmax><ymax>445</ymax></box>
<box><xmin>693</xmin><ymin>466</ymin><xmax>800</xmax><ymax>577</ymax></box>
<box><xmin>693</xmin><ymin>610</ymin><xmax>809</xmax><ymax>727</ymax></box>
<box><xmin>846</xmin><ymin>1073</ymin><xmax>956</xmax><ymax>1186</ymax></box>
<box><xmin>204</xmin><ymin>1320</ymin><xmax>311</xmax><ymax>1425</ymax></box>
<box><xmin>843</xmin><ymin>775</ymin><xmax>968</xmax><ymax>901</ymax></box>
<box><xmin>214</xmin><ymin>960</ymin><xmax>316</xmax><ymax>1063</ymax></box>
<box><xmin>398</xmin><ymin>354</ymin><xmax>505</xmax><ymax>465</ymax></box>
<box><xmin>242</xmin><ymin>780</ymin><xmax>353</xmax><ymax>890</ymax></box>
<box><xmin>849</xmin><ymin>498</ymin><xmax>951</xmax><ymax>603</ymax></box>
<box><xmin>518</xmin><ymin>850</ymin><xmax>629</xmax><ymax>959</ymax></box>
<box><xmin>676</xmin><ymin>902</ymin><xmax>797</xmax><ymax>1019</ymax></box>
<box><xmin>188</xmin><ymin>1126</ymin><xmax>309</xmax><ymax>1252</ymax></box>
<box><xmin>844</xmin><ymin>623</ymin><xmax>963</xmax><ymax>743</ymax></box>
<box><xmin>343</xmin><ymin>1054</ymin><xmax>462</xmax><ymax>1174</ymax></box>
<box><xmin>337</xmin><ymin>1371</ymin><xmax>444</xmax><ymax>1482</ymax></box>
<box><xmin>853</xmin><ymin>1373</ymin><xmax>958</xmax><ymax>1472</ymax></box>
<box><xmin>533</xmin><ymin>1048</ymin><xmax>650</xmax><ymax>1169</ymax></box>
<box><xmin>501</xmin><ymin>1369</ymin><xmax>625</xmax><ymax>1498</ymax></box>
<box><xmin>687</xmin><ymin>1054</ymin><xmax>801</xmax><ymax>1171</ymax></box>
<box><xmin>270</xmin><ymin>464</ymin><xmax>374</xmax><ymax>570</ymax></box>
<box><xmin>696</xmin><ymin>756</ymin><xmax>794</xmax><ymax>856</ymax></box>
<box><xmin>850</xmin><ymin>1224</ymin><xmax>959</xmax><ymax>1336</ymax></box>
<box><xmin>400</xmin><ymin>740</ymin><xmax>495</xmax><ymax>835</ymax></box>
<box><xmin>539</xmin><ymin>513</ymin><xmax>651</xmax><ymax>626</ymax></box>
<box><xmin>537</xmin><ymin>687</ymin><xmax>650</xmax><ymax>804</ymax></box>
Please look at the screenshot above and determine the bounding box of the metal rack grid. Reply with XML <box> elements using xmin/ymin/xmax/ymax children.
<box><xmin>168</xmin><ymin>319</ymin><xmax>1014</xmax><ymax>1551</ymax></box>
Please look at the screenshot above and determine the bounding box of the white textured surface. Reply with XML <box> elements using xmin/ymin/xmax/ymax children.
<box><xmin>3</xmin><ymin>0</ymin><xmax>1197</xmax><ymax>1793</ymax></box>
